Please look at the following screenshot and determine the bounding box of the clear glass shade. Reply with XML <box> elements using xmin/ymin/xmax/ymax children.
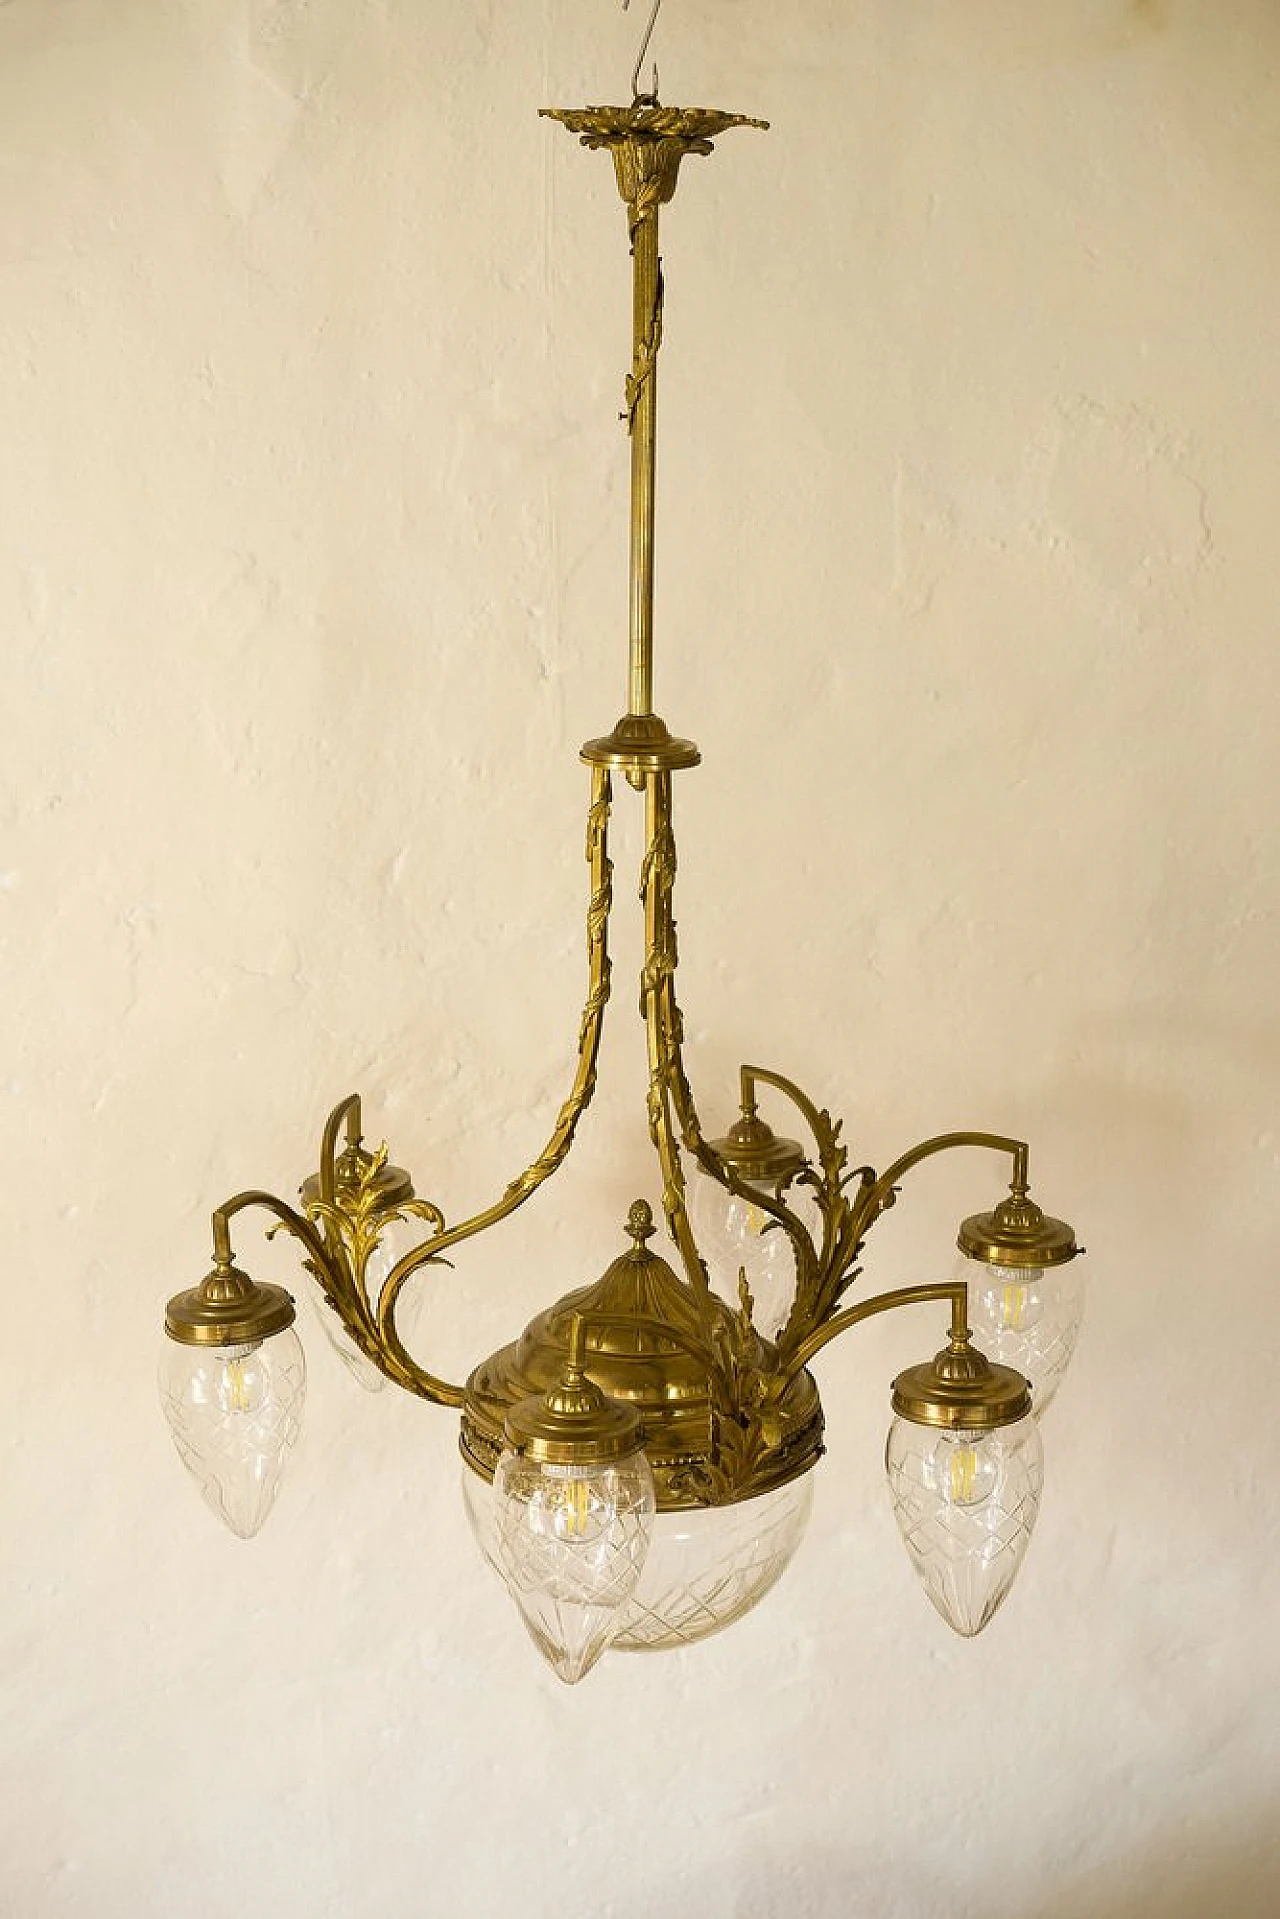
<box><xmin>493</xmin><ymin>1447</ymin><xmax>655</xmax><ymax>1684</ymax></box>
<box><xmin>686</xmin><ymin>1166</ymin><xmax>814</xmax><ymax>1341</ymax></box>
<box><xmin>465</xmin><ymin>1464</ymin><xmax>813</xmax><ymax>1655</ymax></box>
<box><xmin>307</xmin><ymin>1219</ymin><xmax>425</xmax><ymax>1392</ymax></box>
<box><xmin>158</xmin><ymin>1329</ymin><xmax>306</xmax><ymax>1539</ymax></box>
<box><xmin>963</xmin><ymin>1256</ymin><xmax>1086</xmax><ymax>1417</ymax></box>
<box><xmin>884</xmin><ymin>1414</ymin><xmax>1043</xmax><ymax>1637</ymax></box>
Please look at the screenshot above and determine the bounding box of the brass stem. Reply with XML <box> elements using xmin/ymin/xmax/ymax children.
<box><xmin>318</xmin><ymin>1093</ymin><xmax>362</xmax><ymax>1206</ymax></box>
<box><xmin>739</xmin><ymin>1064</ymin><xmax>827</xmax><ymax>1144</ymax></box>
<box><xmin>777</xmin><ymin>1280</ymin><xmax>971</xmax><ymax>1391</ymax></box>
<box><xmin>627</xmin><ymin>203</ymin><xmax>661</xmax><ymax>718</ymax></box>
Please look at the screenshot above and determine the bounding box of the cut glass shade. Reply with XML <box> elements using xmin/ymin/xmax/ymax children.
<box><xmin>307</xmin><ymin>1218</ymin><xmax>425</xmax><ymax>1393</ymax></box>
<box><xmin>686</xmin><ymin>1167</ymin><xmax>815</xmax><ymax>1341</ymax></box>
<box><xmin>885</xmin><ymin>1413</ymin><xmax>1043</xmax><ymax>1637</ymax></box>
<box><xmin>962</xmin><ymin>1255</ymin><xmax>1086</xmax><ymax>1417</ymax></box>
<box><xmin>159</xmin><ymin>1328</ymin><xmax>306</xmax><ymax>1539</ymax></box>
<box><xmin>493</xmin><ymin>1447</ymin><xmax>655</xmax><ymax>1684</ymax></box>
<box><xmin>466</xmin><ymin>1466</ymin><xmax>813</xmax><ymax>1652</ymax></box>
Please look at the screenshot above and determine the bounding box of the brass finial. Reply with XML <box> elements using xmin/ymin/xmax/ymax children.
<box><xmin>627</xmin><ymin>1199</ymin><xmax>657</xmax><ymax>1247</ymax></box>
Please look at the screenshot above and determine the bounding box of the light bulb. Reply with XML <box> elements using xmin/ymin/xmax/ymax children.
<box><xmin>493</xmin><ymin>1447</ymin><xmax>655</xmax><ymax>1684</ymax></box>
<box><xmin>964</xmin><ymin>1255</ymin><xmax>1086</xmax><ymax>1418</ymax></box>
<box><xmin>159</xmin><ymin>1326</ymin><xmax>306</xmax><ymax>1539</ymax></box>
<box><xmin>885</xmin><ymin>1413</ymin><xmax>1043</xmax><ymax>1637</ymax></box>
<box><xmin>213</xmin><ymin>1341</ymin><xmax>268</xmax><ymax>1416</ymax></box>
<box><xmin>980</xmin><ymin>1264</ymin><xmax>1045</xmax><ymax>1332</ymax></box>
<box><xmin>926</xmin><ymin>1429</ymin><xmax>1000</xmax><ymax>1508</ymax></box>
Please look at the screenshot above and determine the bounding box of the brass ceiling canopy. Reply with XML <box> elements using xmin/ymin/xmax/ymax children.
<box><xmin>158</xmin><ymin>41</ymin><xmax>1086</xmax><ymax>1680</ymax></box>
<box><xmin>164</xmin><ymin>1258</ymin><xmax>296</xmax><ymax>1349</ymax></box>
<box><xmin>958</xmin><ymin>1189</ymin><xmax>1079</xmax><ymax>1269</ymax></box>
<box><xmin>891</xmin><ymin>1337</ymin><xmax>1033</xmax><ymax>1433</ymax></box>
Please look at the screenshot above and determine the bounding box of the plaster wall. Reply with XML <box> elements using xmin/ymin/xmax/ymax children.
<box><xmin>2</xmin><ymin>2</ymin><xmax>1278</xmax><ymax>1915</ymax></box>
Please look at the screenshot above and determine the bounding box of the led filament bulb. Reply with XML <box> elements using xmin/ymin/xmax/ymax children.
<box><xmin>983</xmin><ymin>1265</ymin><xmax>1045</xmax><ymax>1332</ymax></box>
<box><xmin>927</xmin><ymin>1428</ymin><xmax>1000</xmax><ymax>1508</ymax></box>
<box><xmin>214</xmin><ymin>1341</ymin><xmax>268</xmax><ymax>1416</ymax></box>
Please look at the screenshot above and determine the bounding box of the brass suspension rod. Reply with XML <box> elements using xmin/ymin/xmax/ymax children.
<box><xmin>627</xmin><ymin>199</ymin><xmax>662</xmax><ymax>717</ymax></box>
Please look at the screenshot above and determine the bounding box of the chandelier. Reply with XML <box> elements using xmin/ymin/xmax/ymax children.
<box><xmin>159</xmin><ymin>15</ymin><xmax>1085</xmax><ymax>1686</ymax></box>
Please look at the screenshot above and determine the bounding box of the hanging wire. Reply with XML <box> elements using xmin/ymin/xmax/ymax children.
<box><xmin>623</xmin><ymin>0</ymin><xmax>662</xmax><ymax>105</ymax></box>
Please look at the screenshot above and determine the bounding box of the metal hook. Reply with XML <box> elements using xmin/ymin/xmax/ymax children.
<box><xmin>623</xmin><ymin>0</ymin><xmax>661</xmax><ymax>105</ymax></box>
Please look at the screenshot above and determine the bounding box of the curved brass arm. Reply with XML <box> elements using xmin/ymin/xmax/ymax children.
<box><xmin>773</xmin><ymin>1281</ymin><xmax>969</xmax><ymax>1395</ymax></box>
<box><xmin>738</xmin><ymin>1063</ymin><xmax>827</xmax><ymax>1145</ymax></box>
<box><xmin>853</xmin><ymin>1131</ymin><xmax>1029</xmax><ymax>1239</ymax></box>
<box><xmin>212</xmin><ymin>1190</ymin><xmax>332</xmax><ymax>1276</ymax></box>
<box><xmin>374</xmin><ymin>766</ymin><xmax>616</xmax><ymax>1404</ymax></box>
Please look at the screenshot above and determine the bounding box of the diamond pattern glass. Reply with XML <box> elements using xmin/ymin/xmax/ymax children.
<box><xmin>964</xmin><ymin>1257</ymin><xmax>1086</xmax><ymax>1417</ymax></box>
<box><xmin>464</xmin><ymin>1468</ymin><xmax>813</xmax><ymax>1653</ymax></box>
<box><xmin>494</xmin><ymin>1448</ymin><xmax>655</xmax><ymax>1684</ymax></box>
<box><xmin>885</xmin><ymin>1414</ymin><xmax>1043</xmax><ymax>1637</ymax></box>
<box><xmin>159</xmin><ymin>1328</ymin><xmax>306</xmax><ymax>1539</ymax></box>
<box><xmin>686</xmin><ymin>1168</ymin><xmax>818</xmax><ymax>1340</ymax></box>
<box><xmin>613</xmin><ymin>1475</ymin><xmax>814</xmax><ymax>1649</ymax></box>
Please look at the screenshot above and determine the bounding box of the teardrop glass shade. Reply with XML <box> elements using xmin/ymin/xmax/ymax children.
<box><xmin>493</xmin><ymin>1447</ymin><xmax>655</xmax><ymax>1684</ymax></box>
<box><xmin>963</xmin><ymin>1256</ymin><xmax>1086</xmax><ymax>1417</ymax></box>
<box><xmin>159</xmin><ymin>1328</ymin><xmax>306</xmax><ymax>1538</ymax></box>
<box><xmin>465</xmin><ymin>1465</ymin><xmax>812</xmax><ymax>1651</ymax></box>
<box><xmin>308</xmin><ymin>1219</ymin><xmax>424</xmax><ymax>1393</ymax></box>
<box><xmin>884</xmin><ymin>1414</ymin><xmax>1043</xmax><ymax>1637</ymax></box>
<box><xmin>686</xmin><ymin>1167</ymin><xmax>815</xmax><ymax>1341</ymax></box>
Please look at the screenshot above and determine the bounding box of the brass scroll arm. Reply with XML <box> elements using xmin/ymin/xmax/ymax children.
<box><xmin>848</xmin><ymin>1131</ymin><xmax>1030</xmax><ymax>1244</ymax></box>
<box><xmin>770</xmin><ymin>1280</ymin><xmax>971</xmax><ymax>1395</ymax></box>
<box><xmin>370</xmin><ymin>766</ymin><xmax>617</xmax><ymax>1404</ymax></box>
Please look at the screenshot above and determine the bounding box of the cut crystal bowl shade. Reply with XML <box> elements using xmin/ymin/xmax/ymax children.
<box><xmin>494</xmin><ymin>1447</ymin><xmax>655</xmax><ymax>1684</ymax></box>
<box><xmin>159</xmin><ymin>1328</ymin><xmax>306</xmax><ymax>1539</ymax></box>
<box><xmin>885</xmin><ymin>1413</ymin><xmax>1043</xmax><ymax>1637</ymax></box>
<box><xmin>963</xmin><ymin>1255</ymin><xmax>1086</xmax><ymax>1417</ymax></box>
<box><xmin>465</xmin><ymin>1464</ymin><xmax>813</xmax><ymax>1652</ymax></box>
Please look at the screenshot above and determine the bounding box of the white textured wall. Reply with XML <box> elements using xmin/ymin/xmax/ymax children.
<box><xmin>4</xmin><ymin>1</ymin><xmax>1279</xmax><ymax>1914</ymax></box>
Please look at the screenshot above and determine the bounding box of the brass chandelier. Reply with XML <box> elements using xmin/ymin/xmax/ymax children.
<box><xmin>160</xmin><ymin>16</ymin><xmax>1085</xmax><ymax>1685</ymax></box>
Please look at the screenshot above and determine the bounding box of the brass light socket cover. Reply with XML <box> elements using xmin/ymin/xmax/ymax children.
<box><xmin>891</xmin><ymin>1341</ymin><xmax>1032</xmax><ymax>1432</ymax></box>
<box><xmin>958</xmin><ymin>1190</ymin><xmax>1078</xmax><ymax>1270</ymax></box>
<box><xmin>708</xmin><ymin>1113</ymin><xmax>805</xmax><ymax>1185</ymax></box>
<box><xmin>164</xmin><ymin>1263</ymin><xmax>296</xmax><ymax>1348</ymax></box>
<box><xmin>503</xmin><ymin>1378</ymin><xmax>645</xmax><ymax>1469</ymax></box>
<box><xmin>299</xmin><ymin>1155</ymin><xmax>415</xmax><ymax>1215</ymax></box>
